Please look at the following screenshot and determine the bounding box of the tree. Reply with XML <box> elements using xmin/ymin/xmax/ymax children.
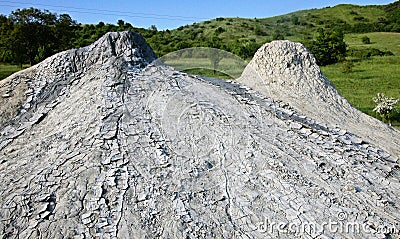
<box><xmin>53</xmin><ymin>13</ymin><xmax>76</xmax><ymax>53</ymax></box>
<box><xmin>149</xmin><ymin>24</ymin><xmax>158</xmax><ymax>32</ymax></box>
<box><xmin>373</xmin><ymin>93</ymin><xmax>399</xmax><ymax>125</ymax></box>
<box><xmin>308</xmin><ymin>28</ymin><xmax>347</xmax><ymax>66</ymax></box>
<box><xmin>254</xmin><ymin>25</ymin><xmax>266</xmax><ymax>36</ymax></box>
<box><xmin>97</xmin><ymin>21</ymin><xmax>105</xmax><ymax>28</ymax></box>
<box><xmin>0</xmin><ymin>15</ymin><xmax>14</xmax><ymax>63</ymax></box>
<box><xmin>117</xmin><ymin>19</ymin><xmax>125</xmax><ymax>29</ymax></box>
<box><xmin>291</xmin><ymin>16</ymin><xmax>300</xmax><ymax>25</ymax></box>
<box><xmin>4</xmin><ymin>8</ymin><xmax>76</xmax><ymax>66</ymax></box>
<box><xmin>9</xmin><ymin>8</ymin><xmax>55</xmax><ymax>65</ymax></box>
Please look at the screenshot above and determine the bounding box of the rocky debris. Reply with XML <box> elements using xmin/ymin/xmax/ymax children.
<box><xmin>237</xmin><ymin>40</ymin><xmax>400</xmax><ymax>157</ymax></box>
<box><xmin>0</xmin><ymin>32</ymin><xmax>399</xmax><ymax>239</ymax></box>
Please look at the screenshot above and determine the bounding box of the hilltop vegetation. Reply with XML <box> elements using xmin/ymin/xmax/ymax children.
<box><xmin>0</xmin><ymin>1</ymin><xmax>399</xmax><ymax>65</ymax></box>
<box><xmin>0</xmin><ymin>2</ymin><xmax>399</xmax><ymax>125</ymax></box>
<box><xmin>321</xmin><ymin>32</ymin><xmax>400</xmax><ymax>122</ymax></box>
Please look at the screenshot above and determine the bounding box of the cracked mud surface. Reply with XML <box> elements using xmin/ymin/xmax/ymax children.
<box><xmin>0</xmin><ymin>31</ymin><xmax>399</xmax><ymax>238</ymax></box>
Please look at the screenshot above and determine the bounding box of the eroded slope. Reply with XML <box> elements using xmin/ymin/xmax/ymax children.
<box><xmin>0</xmin><ymin>32</ymin><xmax>399</xmax><ymax>239</ymax></box>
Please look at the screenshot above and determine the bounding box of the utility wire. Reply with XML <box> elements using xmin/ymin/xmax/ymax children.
<box><xmin>0</xmin><ymin>0</ymin><xmax>204</xmax><ymax>22</ymax></box>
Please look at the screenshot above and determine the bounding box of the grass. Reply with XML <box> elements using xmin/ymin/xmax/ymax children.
<box><xmin>184</xmin><ymin>69</ymin><xmax>233</xmax><ymax>79</ymax></box>
<box><xmin>321</xmin><ymin>32</ymin><xmax>400</xmax><ymax>127</ymax></box>
<box><xmin>163</xmin><ymin>32</ymin><xmax>399</xmax><ymax>127</ymax></box>
<box><xmin>171</xmin><ymin>3</ymin><xmax>388</xmax><ymax>55</ymax></box>
<box><xmin>345</xmin><ymin>32</ymin><xmax>400</xmax><ymax>55</ymax></box>
<box><xmin>0</xmin><ymin>64</ymin><xmax>28</xmax><ymax>81</ymax></box>
<box><xmin>1</xmin><ymin>32</ymin><xmax>398</xmax><ymax>128</ymax></box>
<box><xmin>0</xmin><ymin>2</ymin><xmax>398</xmax><ymax>127</ymax></box>
<box><xmin>161</xmin><ymin>56</ymin><xmax>247</xmax><ymax>79</ymax></box>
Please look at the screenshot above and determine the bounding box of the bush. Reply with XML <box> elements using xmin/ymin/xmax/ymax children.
<box><xmin>272</xmin><ymin>31</ymin><xmax>284</xmax><ymax>40</ymax></box>
<box><xmin>354</xmin><ymin>16</ymin><xmax>368</xmax><ymax>22</ymax></box>
<box><xmin>347</xmin><ymin>48</ymin><xmax>394</xmax><ymax>59</ymax></box>
<box><xmin>254</xmin><ymin>26</ymin><xmax>267</xmax><ymax>36</ymax></box>
<box><xmin>291</xmin><ymin>16</ymin><xmax>300</xmax><ymax>25</ymax></box>
<box><xmin>361</xmin><ymin>36</ymin><xmax>370</xmax><ymax>44</ymax></box>
<box><xmin>215</xmin><ymin>27</ymin><xmax>225</xmax><ymax>34</ymax></box>
<box><xmin>349</xmin><ymin>10</ymin><xmax>358</xmax><ymax>15</ymax></box>
<box><xmin>373</xmin><ymin>93</ymin><xmax>399</xmax><ymax>125</ymax></box>
<box><xmin>308</xmin><ymin>28</ymin><xmax>346</xmax><ymax>66</ymax></box>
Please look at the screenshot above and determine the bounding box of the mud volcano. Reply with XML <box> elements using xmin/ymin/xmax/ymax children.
<box><xmin>0</xmin><ymin>31</ymin><xmax>399</xmax><ymax>238</ymax></box>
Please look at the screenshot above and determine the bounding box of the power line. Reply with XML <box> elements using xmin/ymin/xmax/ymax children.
<box><xmin>0</xmin><ymin>0</ymin><xmax>205</xmax><ymax>22</ymax></box>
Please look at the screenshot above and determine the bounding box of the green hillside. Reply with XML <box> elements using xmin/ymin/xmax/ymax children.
<box><xmin>1</xmin><ymin>2</ymin><xmax>399</xmax><ymax>125</ymax></box>
<box><xmin>321</xmin><ymin>32</ymin><xmax>400</xmax><ymax>122</ymax></box>
<box><xmin>146</xmin><ymin>1</ymin><xmax>399</xmax><ymax>58</ymax></box>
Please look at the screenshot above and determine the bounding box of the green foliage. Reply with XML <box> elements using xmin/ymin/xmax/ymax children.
<box><xmin>149</xmin><ymin>25</ymin><xmax>158</xmax><ymax>32</ymax></box>
<box><xmin>354</xmin><ymin>16</ymin><xmax>368</xmax><ymax>22</ymax></box>
<box><xmin>321</xmin><ymin>32</ymin><xmax>400</xmax><ymax>126</ymax></box>
<box><xmin>347</xmin><ymin>47</ymin><xmax>393</xmax><ymax>59</ymax></box>
<box><xmin>0</xmin><ymin>8</ymin><xmax>76</xmax><ymax>66</ymax></box>
<box><xmin>215</xmin><ymin>27</ymin><xmax>225</xmax><ymax>34</ymax></box>
<box><xmin>272</xmin><ymin>31</ymin><xmax>284</xmax><ymax>40</ymax></box>
<box><xmin>384</xmin><ymin>1</ymin><xmax>400</xmax><ymax>32</ymax></box>
<box><xmin>361</xmin><ymin>35</ymin><xmax>371</xmax><ymax>44</ymax></box>
<box><xmin>372</xmin><ymin>93</ymin><xmax>399</xmax><ymax>125</ymax></box>
<box><xmin>1</xmin><ymin>2</ymin><xmax>399</xmax><ymax>67</ymax></box>
<box><xmin>254</xmin><ymin>25</ymin><xmax>267</xmax><ymax>36</ymax></box>
<box><xmin>308</xmin><ymin>28</ymin><xmax>347</xmax><ymax>66</ymax></box>
<box><xmin>341</xmin><ymin>60</ymin><xmax>354</xmax><ymax>73</ymax></box>
<box><xmin>291</xmin><ymin>16</ymin><xmax>300</xmax><ymax>25</ymax></box>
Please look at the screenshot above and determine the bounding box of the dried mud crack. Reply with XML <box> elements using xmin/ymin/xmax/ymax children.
<box><xmin>0</xmin><ymin>31</ymin><xmax>399</xmax><ymax>239</ymax></box>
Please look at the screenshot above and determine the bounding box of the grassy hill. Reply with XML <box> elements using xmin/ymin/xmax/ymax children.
<box><xmin>151</xmin><ymin>2</ymin><xmax>399</xmax><ymax>126</ymax></box>
<box><xmin>148</xmin><ymin>2</ymin><xmax>398</xmax><ymax>58</ymax></box>
<box><xmin>321</xmin><ymin>32</ymin><xmax>400</xmax><ymax>123</ymax></box>
<box><xmin>1</xmin><ymin>2</ymin><xmax>399</xmax><ymax>125</ymax></box>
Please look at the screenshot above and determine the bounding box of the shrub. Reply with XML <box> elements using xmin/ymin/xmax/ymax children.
<box><xmin>272</xmin><ymin>31</ymin><xmax>284</xmax><ymax>40</ymax></box>
<box><xmin>354</xmin><ymin>16</ymin><xmax>368</xmax><ymax>22</ymax></box>
<box><xmin>347</xmin><ymin>48</ymin><xmax>394</xmax><ymax>59</ymax></box>
<box><xmin>291</xmin><ymin>16</ymin><xmax>300</xmax><ymax>25</ymax></box>
<box><xmin>215</xmin><ymin>27</ymin><xmax>225</xmax><ymax>34</ymax></box>
<box><xmin>361</xmin><ymin>36</ymin><xmax>371</xmax><ymax>44</ymax></box>
<box><xmin>350</xmin><ymin>10</ymin><xmax>358</xmax><ymax>15</ymax></box>
<box><xmin>308</xmin><ymin>28</ymin><xmax>346</xmax><ymax>66</ymax></box>
<box><xmin>373</xmin><ymin>93</ymin><xmax>399</xmax><ymax>125</ymax></box>
<box><xmin>254</xmin><ymin>26</ymin><xmax>267</xmax><ymax>36</ymax></box>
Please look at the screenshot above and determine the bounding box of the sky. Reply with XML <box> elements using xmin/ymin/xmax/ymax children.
<box><xmin>0</xmin><ymin>0</ymin><xmax>395</xmax><ymax>30</ymax></box>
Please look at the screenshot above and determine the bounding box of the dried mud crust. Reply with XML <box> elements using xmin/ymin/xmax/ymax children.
<box><xmin>237</xmin><ymin>40</ymin><xmax>400</xmax><ymax>156</ymax></box>
<box><xmin>0</xmin><ymin>32</ymin><xmax>399</xmax><ymax>239</ymax></box>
